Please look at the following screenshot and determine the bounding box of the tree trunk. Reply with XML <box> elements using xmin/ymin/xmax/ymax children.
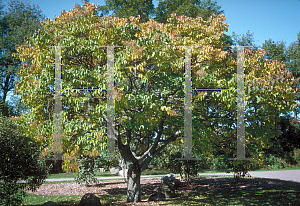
<box><xmin>126</xmin><ymin>162</ymin><xmax>141</xmax><ymax>202</ymax></box>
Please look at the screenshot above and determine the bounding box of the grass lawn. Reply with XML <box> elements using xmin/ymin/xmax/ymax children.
<box><xmin>22</xmin><ymin>175</ymin><xmax>300</xmax><ymax>206</ymax></box>
<box><xmin>45</xmin><ymin>165</ymin><xmax>300</xmax><ymax>180</ymax></box>
<box><xmin>20</xmin><ymin>166</ymin><xmax>300</xmax><ymax>205</ymax></box>
<box><xmin>46</xmin><ymin>170</ymin><xmax>171</xmax><ymax>179</ymax></box>
<box><xmin>22</xmin><ymin>193</ymin><xmax>127</xmax><ymax>206</ymax></box>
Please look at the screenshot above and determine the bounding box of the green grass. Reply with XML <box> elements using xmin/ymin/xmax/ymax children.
<box><xmin>46</xmin><ymin>169</ymin><xmax>171</xmax><ymax>179</ymax></box>
<box><xmin>165</xmin><ymin>186</ymin><xmax>300</xmax><ymax>206</ymax></box>
<box><xmin>20</xmin><ymin>166</ymin><xmax>300</xmax><ymax>205</ymax></box>
<box><xmin>47</xmin><ymin>171</ymin><xmax>117</xmax><ymax>179</ymax></box>
<box><xmin>40</xmin><ymin>169</ymin><xmax>171</xmax><ymax>185</ymax></box>
<box><xmin>22</xmin><ymin>193</ymin><xmax>126</xmax><ymax>206</ymax></box>
<box><xmin>46</xmin><ymin>165</ymin><xmax>300</xmax><ymax>181</ymax></box>
<box><xmin>141</xmin><ymin>169</ymin><xmax>171</xmax><ymax>176</ymax></box>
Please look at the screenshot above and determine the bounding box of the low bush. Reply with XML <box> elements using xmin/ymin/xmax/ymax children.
<box><xmin>232</xmin><ymin>160</ymin><xmax>252</xmax><ymax>179</ymax></box>
<box><xmin>262</xmin><ymin>153</ymin><xmax>289</xmax><ymax>169</ymax></box>
<box><xmin>209</xmin><ymin>154</ymin><xmax>232</xmax><ymax>171</ymax></box>
<box><xmin>75</xmin><ymin>151</ymin><xmax>119</xmax><ymax>186</ymax></box>
<box><xmin>0</xmin><ymin>116</ymin><xmax>48</xmax><ymax>205</ymax></box>
<box><xmin>292</xmin><ymin>148</ymin><xmax>300</xmax><ymax>165</ymax></box>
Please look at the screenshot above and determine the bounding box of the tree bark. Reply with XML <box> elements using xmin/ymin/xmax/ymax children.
<box><xmin>126</xmin><ymin>161</ymin><xmax>141</xmax><ymax>202</ymax></box>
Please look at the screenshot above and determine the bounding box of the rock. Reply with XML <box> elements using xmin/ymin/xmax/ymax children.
<box><xmin>174</xmin><ymin>179</ymin><xmax>181</xmax><ymax>189</ymax></box>
<box><xmin>42</xmin><ymin>201</ymin><xmax>58</xmax><ymax>206</ymax></box>
<box><xmin>79</xmin><ymin>193</ymin><xmax>101</xmax><ymax>206</ymax></box>
<box><xmin>161</xmin><ymin>183</ymin><xmax>175</xmax><ymax>198</ymax></box>
<box><xmin>118</xmin><ymin>169</ymin><xmax>128</xmax><ymax>177</ymax></box>
<box><xmin>148</xmin><ymin>192</ymin><xmax>166</xmax><ymax>201</ymax></box>
<box><xmin>110</xmin><ymin>166</ymin><xmax>121</xmax><ymax>174</ymax></box>
<box><xmin>161</xmin><ymin>173</ymin><xmax>175</xmax><ymax>183</ymax></box>
<box><xmin>159</xmin><ymin>174</ymin><xmax>181</xmax><ymax>199</ymax></box>
<box><xmin>98</xmin><ymin>167</ymin><xmax>105</xmax><ymax>173</ymax></box>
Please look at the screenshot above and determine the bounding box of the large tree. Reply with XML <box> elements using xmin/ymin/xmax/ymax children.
<box><xmin>0</xmin><ymin>0</ymin><xmax>44</xmax><ymax>117</ymax></box>
<box><xmin>12</xmin><ymin>3</ymin><xmax>298</xmax><ymax>202</ymax></box>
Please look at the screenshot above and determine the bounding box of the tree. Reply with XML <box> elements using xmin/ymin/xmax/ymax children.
<box><xmin>12</xmin><ymin>3</ymin><xmax>298</xmax><ymax>202</ymax></box>
<box><xmin>154</xmin><ymin>0</ymin><xmax>223</xmax><ymax>24</ymax></box>
<box><xmin>98</xmin><ymin>0</ymin><xmax>155</xmax><ymax>23</ymax></box>
<box><xmin>262</xmin><ymin>39</ymin><xmax>287</xmax><ymax>63</ymax></box>
<box><xmin>231</xmin><ymin>30</ymin><xmax>258</xmax><ymax>49</ymax></box>
<box><xmin>0</xmin><ymin>0</ymin><xmax>44</xmax><ymax>117</ymax></box>
<box><xmin>0</xmin><ymin>115</ymin><xmax>48</xmax><ymax>205</ymax></box>
<box><xmin>261</xmin><ymin>39</ymin><xmax>300</xmax><ymax>162</ymax></box>
<box><xmin>287</xmin><ymin>32</ymin><xmax>300</xmax><ymax>119</ymax></box>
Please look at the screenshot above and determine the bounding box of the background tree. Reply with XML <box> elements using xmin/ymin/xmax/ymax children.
<box><xmin>231</xmin><ymin>30</ymin><xmax>258</xmax><ymax>50</ymax></box>
<box><xmin>153</xmin><ymin>0</ymin><xmax>223</xmax><ymax>24</ymax></box>
<box><xmin>0</xmin><ymin>0</ymin><xmax>44</xmax><ymax>117</ymax></box>
<box><xmin>98</xmin><ymin>0</ymin><xmax>155</xmax><ymax>23</ymax></box>
<box><xmin>287</xmin><ymin>32</ymin><xmax>300</xmax><ymax>119</ymax></box>
<box><xmin>13</xmin><ymin>2</ymin><xmax>298</xmax><ymax>202</ymax></box>
<box><xmin>262</xmin><ymin>39</ymin><xmax>287</xmax><ymax>63</ymax></box>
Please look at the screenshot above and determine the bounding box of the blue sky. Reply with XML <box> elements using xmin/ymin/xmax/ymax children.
<box><xmin>6</xmin><ymin>0</ymin><xmax>299</xmax><ymax>47</ymax></box>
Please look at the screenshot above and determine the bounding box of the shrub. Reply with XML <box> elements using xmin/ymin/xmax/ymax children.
<box><xmin>75</xmin><ymin>155</ymin><xmax>100</xmax><ymax>186</ymax></box>
<box><xmin>292</xmin><ymin>148</ymin><xmax>300</xmax><ymax>165</ymax></box>
<box><xmin>168</xmin><ymin>151</ymin><xmax>202</xmax><ymax>184</ymax></box>
<box><xmin>263</xmin><ymin>154</ymin><xmax>289</xmax><ymax>169</ymax></box>
<box><xmin>75</xmin><ymin>151</ymin><xmax>119</xmax><ymax>186</ymax></box>
<box><xmin>0</xmin><ymin>116</ymin><xmax>48</xmax><ymax>205</ymax></box>
<box><xmin>232</xmin><ymin>160</ymin><xmax>251</xmax><ymax>179</ymax></box>
<box><xmin>209</xmin><ymin>154</ymin><xmax>232</xmax><ymax>171</ymax></box>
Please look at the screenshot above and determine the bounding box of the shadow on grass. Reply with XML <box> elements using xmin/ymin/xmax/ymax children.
<box><xmin>23</xmin><ymin>177</ymin><xmax>300</xmax><ymax>205</ymax></box>
<box><xmin>162</xmin><ymin>177</ymin><xmax>300</xmax><ymax>205</ymax></box>
<box><xmin>23</xmin><ymin>194</ymin><xmax>125</xmax><ymax>206</ymax></box>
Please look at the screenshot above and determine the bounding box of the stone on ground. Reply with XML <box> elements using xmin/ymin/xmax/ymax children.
<box><xmin>79</xmin><ymin>193</ymin><xmax>101</xmax><ymax>206</ymax></box>
<box><xmin>42</xmin><ymin>201</ymin><xmax>58</xmax><ymax>206</ymax></box>
<box><xmin>161</xmin><ymin>173</ymin><xmax>176</xmax><ymax>183</ymax></box>
<box><xmin>159</xmin><ymin>173</ymin><xmax>181</xmax><ymax>199</ymax></box>
<box><xmin>161</xmin><ymin>182</ymin><xmax>175</xmax><ymax>198</ymax></box>
<box><xmin>148</xmin><ymin>192</ymin><xmax>166</xmax><ymax>201</ymax></box>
